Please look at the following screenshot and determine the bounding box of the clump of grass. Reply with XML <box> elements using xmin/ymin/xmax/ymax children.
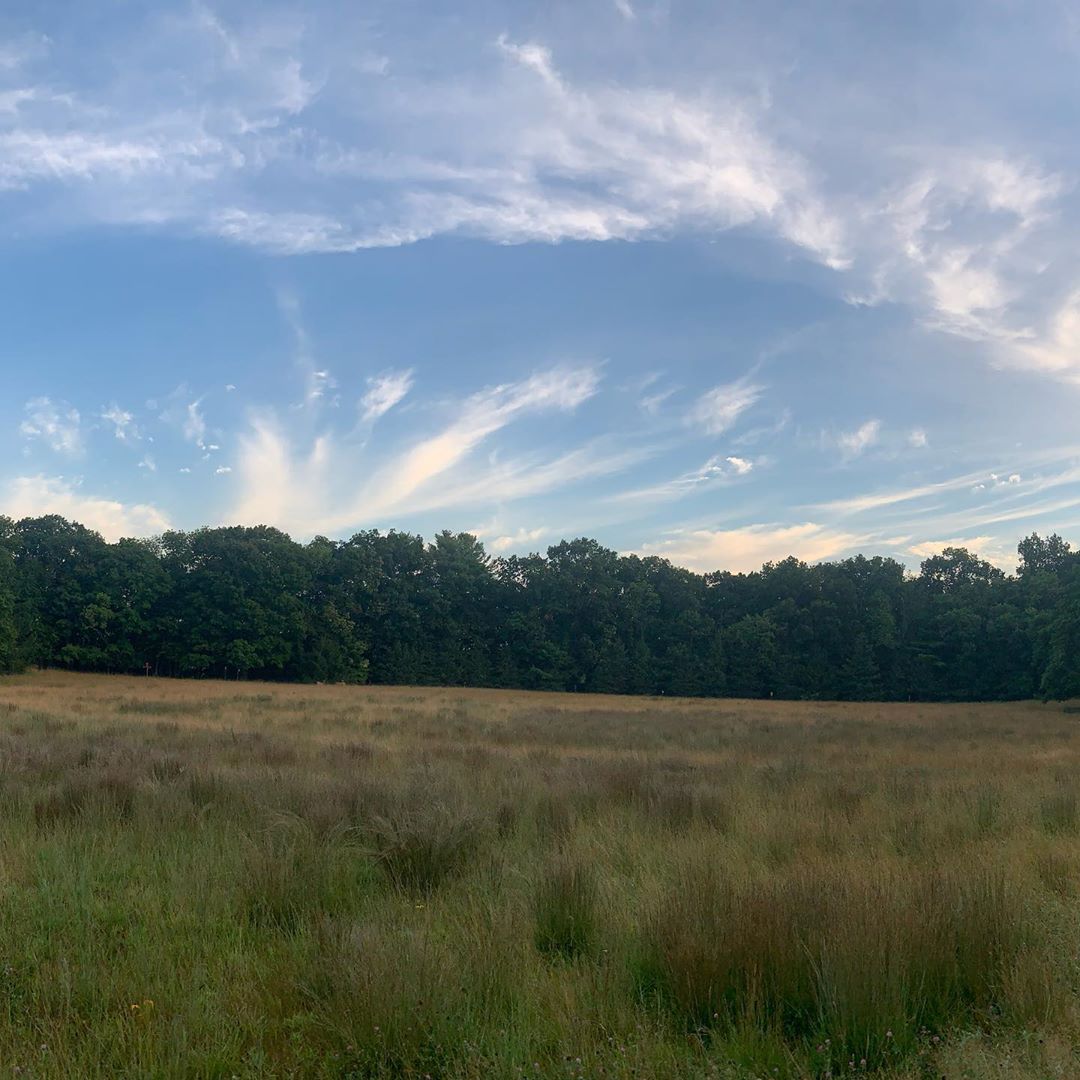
<box><xmin>149</xmin><ymin>756</ymin><xmax>186</xmax><ymax>783</ymax></box>
<box><xmin>297</xmin><ymin>916</ymin><xmax>508</xmax><ymax>1078</ymax></box>
<box><xmin>33</xmin><ymin>773</ymin><xmax>136</xmax><ymax>826</ymax></box>
<box><xmin>1033</xmin><ymin>846</ymin><xmax>1073</xmax><ymax>896</ymax></box>
<box><xmin>1039</xmin><ymin>791</ymin><xmax>1078</xmax><ymax>835</ymax></box>
<box><xmin>646</xmin><ymin>783</ymin><xmax>732</xmax><ymax>833</ymax></box>
<box><xmin>367</xmin><ymin>804</ymin><xmax>486</xmax><ymax>893</ymax></box>
<box><xmin>534</xmin><ymin>854</ymin><xmax>597</xmax><ymax>960</ymax></box>
<box><xmin>186</xmin><ymin>769</ymin><xmax>239</xmax><ymax>810</ymax></box>
<box><xmin>636</xmin><ymin>859</ymin><xmax>1041</xmax><ymax>1071</ymax></box>
<box><xmin>533</xmin><ymin>793</ymin><xmax>577</xmax><ymax>845</ymax></box>
<box><xmin>495</xmin><ymin>800</ymin><xmax>518</xmax><ymax>837</ymax></box>
<box><xmin>243</xmin><ymin>842</ymin><xmax>327</xmax><ymax>934</ymax></box>
<box><xmin>969</xmin><ymin>784</ymin><xmax>1003</xmax><ymax>837</ymax></box>
<box><xmin>117</xmin><ymin>699</ymin><xmax>203</xmax><ymax>716</ymax></box>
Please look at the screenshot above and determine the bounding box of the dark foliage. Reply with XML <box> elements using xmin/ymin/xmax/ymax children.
<box><xmin>0</xmin><ymin>514</ymin><xmax>1077</xmax><ymax>700</ymax></box>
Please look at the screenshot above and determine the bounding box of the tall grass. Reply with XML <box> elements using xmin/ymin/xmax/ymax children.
<box><xmin>0</xmin><ymin>670</ymin><xmax>1074</xmax><ymax>1077</ymax></box>
<box><xmin>637</xmin><ymin>859</ymin><xmax>1044</xmax><ymax>1070</ymax></box>
<box><xmin>534</xmin><ymin>854</ymin><xmax>597</xmax><ymax>960</ymax></box>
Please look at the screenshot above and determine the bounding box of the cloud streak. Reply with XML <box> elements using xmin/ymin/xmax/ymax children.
<box><xmin>688</xmin><ymin>379</ymin><xmax>763</xmax><ymax>436</ymax></box>
<box><xmin>635</xmin><ymin>522</ymin><xmax>868</xmax><ymax>574</ymax></box>
<box><xmin>361</xmin><ymin>370</ymin><xmax>414</xmax><ymax>422</ymax></box>
<box><xmin>230</xmin><ymin>365</ymin><xmax>606</xmax><ymax>535</ymax></box>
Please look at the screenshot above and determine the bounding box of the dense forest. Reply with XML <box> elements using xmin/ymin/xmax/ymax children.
<box><xmin>0</xmin><ymin>515</ymin><xmax>1078</xmax><ymax>700</ymax></box>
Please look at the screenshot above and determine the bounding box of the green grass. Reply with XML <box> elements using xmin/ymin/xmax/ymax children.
<box><xmin>0</xmin><ymin>671</ymin><xmax>1075</xmax><ymax>1077</ymax></box>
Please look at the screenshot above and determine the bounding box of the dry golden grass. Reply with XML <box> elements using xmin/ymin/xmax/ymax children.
<box><xmin>0</xmin><ymin>670</ymin><xmax>1076</xmax><ymax>1077</ymax></box>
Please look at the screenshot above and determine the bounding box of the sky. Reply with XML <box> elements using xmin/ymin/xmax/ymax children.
<box><xmin>3</xmin><ymin>1</ymin><xmax>1080</xmax><ymax>574</ymax></box>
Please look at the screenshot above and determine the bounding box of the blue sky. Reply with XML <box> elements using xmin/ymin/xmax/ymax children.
<box><xmin>3</xmin><ymin>0</ymin><xmax>1080</xmax><ymax>572</ymax></box>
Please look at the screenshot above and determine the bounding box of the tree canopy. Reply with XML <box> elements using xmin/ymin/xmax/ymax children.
<box><xmin>0</xmin><ymin>515</ymin><xmax>1076</xmax><ymax>701</ymax></box>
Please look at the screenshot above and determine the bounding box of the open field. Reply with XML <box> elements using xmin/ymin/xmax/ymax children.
<box><xmin>0</xmin><ymin>674</ymin><xmax>1077</xmax><ymax>1076</ymax></box>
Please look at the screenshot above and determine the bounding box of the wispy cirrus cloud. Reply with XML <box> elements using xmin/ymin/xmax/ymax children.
<box><xmin>230</xmin><ymin>364</ymin><xmax>608</xmax><ymax>536</ymax></box>
<box><xmin>0</xmin><ymin>9</ymin><xmax>849</xmax><ymax>269</ymax></box>
<box><xmin>688</xmin><ymin>379</ymin><xmax>763</xmax><ymax>436</ymax></box>
<box><xmin>361</xmin><ymin>370</ymin><xmax>413</xmax><ymax>422</ymax></box>
<box><xmin>2</xmin><ymin>5</ymin><xmax>1080</xmax><ymax>389</ymax></box>
<box><xmin>611</xmin><ymin>454</ymin><xmax>755</xmax><ymax>504</ymax></box>
<box><xmin>183</xmin><ymin>400</ymin><xmax>208</xmax><ymax>449</ymax></box>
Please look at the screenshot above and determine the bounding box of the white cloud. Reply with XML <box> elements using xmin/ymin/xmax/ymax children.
<box><xmin>355</xmin><ymin>366</ymin><xmax>601</xmax><ymax>518</ymax></box>
<box><xmin>640</xmin><ymin>386</ymin><xmax>678</xmax><ymax>414</ymax></box>
<box><xmin>732</xmin><ymin>409</ymin><xmax>792</xmax><ymax>447</ymax></box>
<box><xmin>908</xmin><ymin>428</ymin><xmax>928</xmax><ymax>448</ymax></box>
<box><xmin>490</xmin><ymin>526</ymin><xmax>551</xmax><ymax>552</ymax></box>
<box><xmin>101</xmin><ymin>403</ymin><xmax>139</xmax><ymax>444</ymax></box>
<box><xmin>361</xmin><ymin>370</ymin><xmax>414</xmax><ymax>422</ymax></box>
<box><xmin>689</xmin><ymin>379</ymin><xmax>762</xmax><ymax>435</ymax></box>
<box><xmin>845</xmin><ymin>153</ymin><xmax>1078</xmax><ymax>377</ymax></box>
<box><xmin>905</xmin><ymin>535</ymin><xmax>1015</xmax><ymax>571</ymax></box>
<box><xmin>1015</xmin><ymin>289</ymin><xmax>1080</xmax><ymax>378</ymax></box>
<box><xmin>215</xmin><ymin>465</ymin><xmax>231</xmax><ymax>475</ymax></box>
<box><xmin>4</xmin><ymin>475</ymin><xmax>170</xmax><ymax>540</ymax></box>
<box><xmin>835</xmin><ymin>419</ymin><xmax>881</xmax><ymax>459</ymax></box>
<box><xmin>436</xmin><ymin>440</ymin><xmax>651</xmax><ymax>513</ymax></box>
<box><xmin>20</xmin><ymin>397</ymin><xmax>82</xmax><ymax>455</ymax></box>
<box><xmin>0</xmin><ymin>34</ymin><xmax>50</xmax><ymax>73</ymax></box>
<box><xmin>612</xmin><ymin>452</ymin><xmax>755</xmax><ymax>503</ymax></box>
<box><xmin>230</xmin><ymin>365</ymin><xmax>603</xmax><ymax>535</ymax></box>
<box><xmin>182</xmin><ymin>400</ymin><xmax>207</xmax><ymax>448</ymax></box>
<box><xmin>0</xmin><ymin>10</ymin><xmax>1076</xmax><ymax>388</ymax></box>
<box><xmin>0</xmin><ymin>17</ymin><xmax>851</xmax><ymax>271</ymax></box>
<box><xmin>636</xmin><ymin>522</ymin><xmax>866</xmax><ymax>573</ymax></box>
<box><xmin>138</xmin><ymin>455</ymin><xmax>156</xmax><ymax>472</ymax></box>
<box><xmin>495</xmin><ymin>36</ymin><xmax>563</xmax><ymax>91</ymax></box>
<box><xmin>276</xmin><ymin>288</ymin><xmax>339</xmax><ymax>408</ymax></box>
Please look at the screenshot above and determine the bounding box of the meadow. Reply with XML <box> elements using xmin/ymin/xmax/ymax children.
<box><xmin>0</xmin><ymin>673</ymin><xmax>1077</xmax><ymax>1077</ymax></box>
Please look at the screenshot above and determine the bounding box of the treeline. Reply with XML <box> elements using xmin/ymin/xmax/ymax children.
<box><xmin>0</xmin><ymin>515</ymin><xmax>1078</xmax><ymax>700</ymax></box>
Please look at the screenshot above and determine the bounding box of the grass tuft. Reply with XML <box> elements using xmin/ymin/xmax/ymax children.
<box><xmin>534</xmin><ymin>854</ymin><xmax>597</xmax><ymax>960</ymax></box>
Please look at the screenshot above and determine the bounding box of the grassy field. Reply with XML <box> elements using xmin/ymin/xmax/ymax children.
<box><xmin>0</xmin><ymin>674</ymin><xmax>1077</xmax><ymax>1077</ymax></box>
